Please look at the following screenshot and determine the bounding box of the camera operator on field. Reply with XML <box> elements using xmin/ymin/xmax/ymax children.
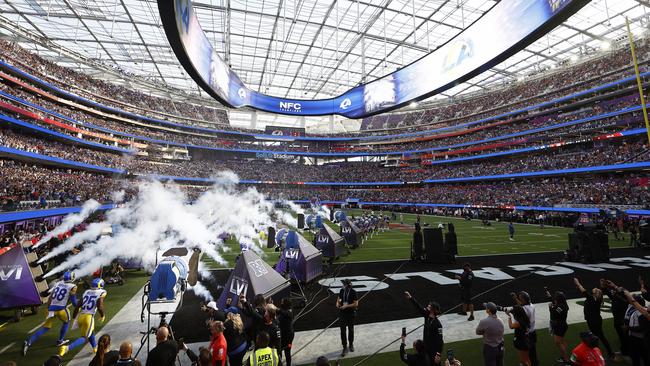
<box><xmin>404</xmin><ymin>291</ymin><xmax>443</xmax><ymax>365</ymax></box>
<box><xmin>146</xmin><ymin>326</ymin><xmax>179</xmax><ymax>366</ymax></box>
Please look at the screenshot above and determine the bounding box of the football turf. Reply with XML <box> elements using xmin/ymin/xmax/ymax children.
<box><xmin>0</xmin><ymin>270</ymin><xmax>149</xmax><ymax>365</ymax></box>
<box><xmin>0</xmin><ymin>210</ymin><xmax>631</xmax><ymax>364</ymax></box>
<box><xmin>202</xmin><ymin>210</ymin><xmax>631</xmax><ymax>268</ymax></box>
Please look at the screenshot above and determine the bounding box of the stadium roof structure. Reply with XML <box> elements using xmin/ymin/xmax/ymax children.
<box><xmin>0</xmin><ymin>0</ymin><xmax>650</xmax><ymax>109</ymax></box>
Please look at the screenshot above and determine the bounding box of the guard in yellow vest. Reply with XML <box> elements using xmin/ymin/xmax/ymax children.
<box><xmin>246</xmin><ymin>331</ymin><xmax>281</xmax><ymax>366</ymax></box>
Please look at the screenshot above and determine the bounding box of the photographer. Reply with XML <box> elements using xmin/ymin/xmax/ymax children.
<box><xmin>404</xmin><ymin>291</ymin><xmax>443</xmax><ymax>365</ymax></box>
<box><xmin>399</xmin><ymin>333</ymin><xmax>430</xmax><ymax>366</ymax></box>
<box><xmin>475</xmin><ymin>302</ymin><xmax>504</xmax><ymax>366</ymax></box>
<box><xmin>544</xmin><ymin>287</ymin><xmax>569</xmax><ymax>363</ymax></box>
<box><xmin>146</xmin><ymin>326</ymin><xmax>179</xmax><ymax>366</ymax></box>
<box><xmin>506</xmin><ymin>305</ymin><xmax>531</xmax><ymax>366</ymax></box>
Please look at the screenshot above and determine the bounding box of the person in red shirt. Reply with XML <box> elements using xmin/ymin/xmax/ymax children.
<box><xmin>210</xmin><ymin>320</ymin><xmax>227</xmax><ymax>366</ymax></box>
<box><xmin>570</xmin><ymin>331</ymin><xmax>605</xmax><ymax>366</ymax></box>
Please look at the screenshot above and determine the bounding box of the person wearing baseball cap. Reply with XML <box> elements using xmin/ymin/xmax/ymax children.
<box><xmin>337</xmin><ymin>279</ymin><xmax>358</xmax><ymax>357</ymax></box>
<box><xmin>404</xmin><ymin>291</ymin><xmax>443</xmax><ymax>365</ymax></box>
<box><xmin>476</xmin><ymin>302</ymin><xmax>504</xmax><ymax>366</ymax></box>
<box><xmin>202</xmin><ymin>301</ymin><xmax>225</xmax><ymax>328</ymax></box>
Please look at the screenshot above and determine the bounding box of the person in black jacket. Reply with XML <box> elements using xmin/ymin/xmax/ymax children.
<box><xmin>455</xmin><ymin>263</ymin><xmax>475</xmax><ymax>321</ymax></box>
<box><xmin>544</xmin><ymin>288</ymin><xmax>569</xmax><ymax>363</ymax></box>
<box><xmin>601</xmin><ymin>278</ymin><xmax>631</xmax><ymax>357</ymax></box>
<box><xmin>404</xmin><ymin>291</ymin><xmax>443</xmax><ymax>365</ymax></box>
<box><xmin>278</xmin><ymin>298</ymin><xmax>295</xmax><ymax>366</ymax></box>
<box><xmin>573</xmin><ymin>277</ymin><xmax>614</xmax><ymax>358</ymax></box>
<box><xmin>337</xmin><ymin>279</ymin><xmax>358</xmax><ymax>357</ymax></box>
<box><xmin>399</xmin><ymin>336</ymin><xmax>431</xmax><ymax>366</ymax></box>
<box><xmin>146</xmin><ymin>326</ymin><xmax>179</xmax><ymax>366</ymax></box>
<box><xmin>240</xmin><ymin>295</ymin><xmax>282</xmax><ymax>356</ymax></box>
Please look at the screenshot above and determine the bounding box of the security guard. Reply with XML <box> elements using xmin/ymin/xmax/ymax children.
<box><xmin>246</xmin><ymin>331</ymin><xmax>281</xmax><ymax>366</ymax></box>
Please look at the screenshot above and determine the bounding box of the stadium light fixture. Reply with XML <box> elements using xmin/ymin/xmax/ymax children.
<box><xmin>570</xmin><ymin>54</ymin><xmax>580</xmax><ymax>63</ymax></box>
<box><xmin>410</xmin><ymin>102</ymin><xmax>418</xmax><ymax>108</ymax></box>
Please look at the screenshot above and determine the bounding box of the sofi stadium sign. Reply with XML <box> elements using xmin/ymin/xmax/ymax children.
<box><xmin>159</xmin><ymin>0</ymin><xmax>587</xmax><ymax>118</ymax></box>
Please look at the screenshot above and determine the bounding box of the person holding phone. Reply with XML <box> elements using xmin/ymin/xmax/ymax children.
<box><xmin>444</xmin><ymin>350</ymin><xmax>462</xmax><ymax>366</ymax></box>
<box><xmin>399</xmin><ymin>329</ymin><xmax>431</xmax><ymax>366</ymax></box>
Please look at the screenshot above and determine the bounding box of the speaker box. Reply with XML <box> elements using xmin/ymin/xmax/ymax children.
<box><xmin>423</xmin><ymin>227</ymin><xmax>445</xmax><ymax>263</ymax></box>
<box><xmin>297</xmin><ymin>214</ymin><xmax>305</xmax><ymax>229</ymax></box>
<box><xmin>641</xmin><ymin>226</ymin><xmax>650</xmax><ymax>246</ymax></box>
<box><xmin>412</xmin><ymin>231</ymin><xmax>423</xmax><ymax>259</ymax></box>
<box><xmin>445</xmin><ymin>232</ymin><xmax>458</xmax><ymax>256</ymax></box>
<box><xmin>267</xmin><ymin>227</ymin><xmax>276</xmax><ymax>248</ymax></box>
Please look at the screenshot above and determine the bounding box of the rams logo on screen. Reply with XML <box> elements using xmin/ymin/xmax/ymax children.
<box><xmin>279</xmin><ymin>102</ymin><xmax>302</xmax><ymax>112</ymax></box>
<box><xmin>339</xmin><ymin>98</ymin><xmax>352</xmax><ymax>110</ymax></box>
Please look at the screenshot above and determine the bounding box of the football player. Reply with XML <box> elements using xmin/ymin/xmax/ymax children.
<box><xmin>23</xmin><ymin>271</ymin><xmax>78</xmax><ymax>356</ymax></box>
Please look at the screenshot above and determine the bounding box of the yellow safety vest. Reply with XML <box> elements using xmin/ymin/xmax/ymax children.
<box><xmin>250</xmin><ymin>347</ymin><xmax>279</xmax><ymax>366</ymax></box>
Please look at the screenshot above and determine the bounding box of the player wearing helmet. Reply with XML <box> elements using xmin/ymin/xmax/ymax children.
<box><xmin>58</xmin><ymin>278</ymin><xmax>107</xmax><ymax>357</ymax></box>
<box><xmin>23</xmin><ymin>271</ymin><xmax>78</xmax><ymax>356</ymax></box>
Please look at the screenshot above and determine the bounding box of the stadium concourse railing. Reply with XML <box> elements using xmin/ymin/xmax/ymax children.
<box><xmin>1</xmin><ymin>202</ymin><xmax>649</xmax><ymax>227</ymax></box>
<box><xmin>1</xmin><ymin>58</ymin><xmax>650</xmax><ymax>143</ymax></box>
<box><xmin>2</xmin><ymin>135</ymin><xmax>649</xmax><ymax>186</ymax></box>
<box><xmin>0</xmin><ymin>95</ymin><xmax>646</xmax><ymax>158</ymax></box>
<box><xmin>0</xmin><ymin>62</ymin><xmax>648</xmax><ymax>158</ymax></box>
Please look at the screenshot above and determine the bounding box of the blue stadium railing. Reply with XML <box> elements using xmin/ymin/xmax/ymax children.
<box><xmin>2</xmin><ymin>203</ymin><xmax>648</xmax><ymax>225</ymax></box>
<box><xmin>1</xmin><ymin>58</ymin><xmax>648</xmax><ymax>143</ymax></box>
<box><xmin>0</xmin><ymin>94</ymin><xmax>644</xmax><ymax>157</ymax></box>
<box><xmin>2</xmin><ymin>139</ymin><xmax>649</xmax><ymax>186</ymax></box>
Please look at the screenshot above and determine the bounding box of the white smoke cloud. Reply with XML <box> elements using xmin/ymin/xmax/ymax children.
<box><xmin>43</xmin><ymin>173</ymin><xmax>283</xmax><ymax>278</ymax></box>
<box><xmin>34</xmin><ymin>199</ymin><xmax>101</xmax><ymax>248</ymax></box>
<box><xmin>188</xmin><ymin>281</ymin><xmax>213</xmax><ymax>302</ymax></box>
<box><xmin>111</xmin><ymin>190</ymin><xmax>126</xmax><ymax>203</ymax></box>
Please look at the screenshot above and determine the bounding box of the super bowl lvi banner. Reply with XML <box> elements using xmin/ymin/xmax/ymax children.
<box><xmin>0</xmin><ymin>245</ymin><xmax>42</xmax><ymax>308</ymax></box>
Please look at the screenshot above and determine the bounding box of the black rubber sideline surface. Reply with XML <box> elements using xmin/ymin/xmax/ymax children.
<box><xmin>170</xmin><ymin>248</ymin><xmax>649</xmax><ymax>343</ymax></box>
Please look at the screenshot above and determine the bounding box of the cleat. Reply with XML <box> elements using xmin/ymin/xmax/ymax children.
<box><xmin>349</xmin><ymin>345</ymin><xmax>355</xmax><ymax>352</ymax></box>
<box><xmin>93</xmin><ymin>347</ymin><xmax>98</xmax><ymax>353</ymax></box>
<box><xmin>468</xmin><ymin>315</ymin><xmax>475</xmax><ymax>321</ymax></box>
<box><xmin>58</xmin><ymin>345</ymin><xmax>69</xmax><ymax>357</ymax></box>
<box><xmin>341</xmin><ymin>346</ymin><xmax>348</xmax><ymax>357</ymax></box>
<box><xmin>22</xmin><ymin>340</ymin><xmax>29</xmax><ymax>356</ymax></box>
<box><xmin>56</xmin><ymin>339</ymin><xmax>70</xmax><ymax>347</ymax></box>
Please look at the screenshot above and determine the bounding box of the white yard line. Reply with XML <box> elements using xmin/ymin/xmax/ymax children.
<box><xmin>0</xmin><ymin>341</ymin><xmax>15</xmax><ymax>354</ymax></box>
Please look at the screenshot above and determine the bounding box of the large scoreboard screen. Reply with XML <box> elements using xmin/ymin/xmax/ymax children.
<box><xmin>162</xmin><ymin>0</ymin><xmax>587</xmax><ymax>118</ymax></box>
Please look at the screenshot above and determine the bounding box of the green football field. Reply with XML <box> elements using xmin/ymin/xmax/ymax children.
<box><xmin>0</xmin><ymin>210</ymin><xmax>632</xmax><ymax>365</ymax></box>
<box><xmin>201</xmin><ymin>209</ymin><xmax>631</xmax><ymax>268</ymax></box>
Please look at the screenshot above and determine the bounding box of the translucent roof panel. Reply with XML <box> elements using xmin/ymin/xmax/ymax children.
<box><xmin>0</xmin><ymin>0</ymin><xmax>649</xmax><ymax>106</ymax></box>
